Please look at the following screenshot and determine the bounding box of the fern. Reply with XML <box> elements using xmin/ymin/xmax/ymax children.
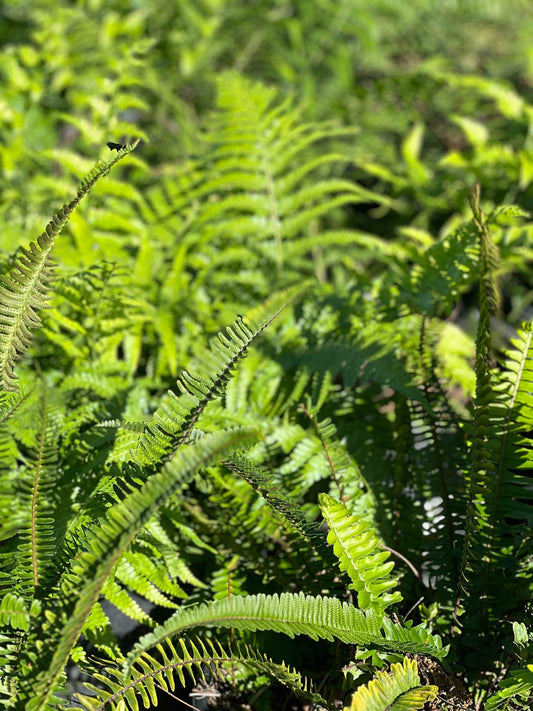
<box><xmin>456</xmin><ymin>187</ymin><xmax>533</xmax><ymax>667</ymax></box>
<box><xmin>12</xmin><ymin>427</ymin><xmax>259</xmax><ymax>710</ymax></box>
<box><xmin>0</xmin><ymin>44</ymin><xmax>531</xmax><ymax>710</ymax></box>
<box><xmin>223</xmin><ymin>453</ymin><xmax>335</xmax><ymax>563</ymax></box>
<box><xmin>344</xmin><ymin>657</ymin><xmax>438</xmax><ymax>711</ymax></box>
<box><xmin>125</xmin><ymin>591</ymin><xmax>446</xmax><ymax>679</ymax></box>
<box><xmin>0</xmin><ymin>142</ymin><xmax>139</xmax><ymax>392</ymax></box>
<box><xmin>485</xmin><ymin>664</ymin><xmax>533</xmax><ymax>710</ymax></box>
<box><xmin>319</xmin><ymin>494</ymin><xmax>403</xmax><ymax>615</ymax></box>
<box><xmin>133</xmin><ymin>285</ymin><xmax>304</xmax><ymax>468</ymax></box>
<box><xmin>72</xmin><ymin>637</ymin><xmax>332</xmax><ymax>711</ymax></box>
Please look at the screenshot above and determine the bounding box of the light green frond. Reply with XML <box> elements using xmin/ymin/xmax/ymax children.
<box><xmin>16</xmin><ymin>427</ymin><xmax>259</xmax><ymax>711</ymax></box>
<box><xmin>73</xmin><ymin>637</ymin><xmax>331</xmax><ymax>711</ymax></box>
<box><xmin>319</xmin><ymin>494</ymin><xmax>402</xmax><ymax>614</ymax></box>
<box><xmin>197</xmin><ymin>72</ymin><xmax>394</xmax><ymax>271</ymax></box>
<box><xmin>99</xmin><ymin>578</ymin><xmax>154</xmax><ymax>626</ymax></box>
<box><xmin>345</xmin><ymin>657</ymin><xmax>438</xmax><ymax>711</ymax></box>
<box><xmin>0</xmin><ymin>141</ymin><xmax>138</xmax><ymax>392</ymax></box>
<box><xmin>382</xmin><ymin>618</ymin><xmax>447</xmax><ymax>659</ymax></box>
<box><xmin>125</xmin><ymin>591</ymin><xmax>445</xmax><ymax>675</ymax></box>
<box><xmin>0</xmin><ymin>593</ymin><xmax>41</xmax><ymax>633</ymax></box>
<box><xmin>112</xmin><ymin>550</ymin><xmax>186</xmax><ymax>608</ymax></box>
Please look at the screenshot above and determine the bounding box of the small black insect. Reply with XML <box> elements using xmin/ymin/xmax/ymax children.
<box><xmin>106</xmin><ymin>142</ymin><xmax>125</xmax><ymax>151</ymax></box>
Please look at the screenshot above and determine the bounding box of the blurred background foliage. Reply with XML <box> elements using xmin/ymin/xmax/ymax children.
<box><xmin>1</xmin><ymin>0</ymin><xmax>532</xmax><ymax>278</ymax></box>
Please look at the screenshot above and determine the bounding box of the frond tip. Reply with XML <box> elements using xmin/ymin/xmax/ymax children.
<box><xmin>0</xmin><ymin>140</ymin><xmax>139</xmax><ymax>392</ymax></box>
<box><xmin>125</xmin><ymin>591</ymin><xmax>446</xmax><ymax>675</ymax></box>
<box><xmin>319</xmin><ymin>493</ymin><xmax>402</xmax><ymax>614</ymax></box>
<box><xmin>345</xmin><ymin>657</ymin><xmax>438</xmax><ymax>711</ymax></box>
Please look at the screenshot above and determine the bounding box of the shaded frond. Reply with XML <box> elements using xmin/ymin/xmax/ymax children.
<box><xmin>223</xmin><ymin>453</ymin><xmax>335</xmax><ymax>564</ymax></box>
<box><xmin>456</xmin><ymin>183</ymin><xmax>532</xmax><ymax>669</ymax></box>
<box><xmin>73</xmin><ymin>636</ymin><xmax>331</xmax><ymax>711</ymax></box>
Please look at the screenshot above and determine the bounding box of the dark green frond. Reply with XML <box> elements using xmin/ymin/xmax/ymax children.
<box><xmin>223</xmin><ymin>453</ymin><xmax>335</xmax><ymax>563</ymax></box>
<box><xmin>456</xmin><ymin>183</ymin><xmax>532</xmax><ymax>669</ymax></box>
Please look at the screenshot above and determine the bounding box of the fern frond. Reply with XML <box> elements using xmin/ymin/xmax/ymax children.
<box><xmin>135</xmin><ymin>284</ymin><xmax>304</xmax><ymax>467</ymax></box>
<box><xmin>125</xmin><ymin>591</ymin><xmax>446</xmax><ymax>675</ymax></box>
<box><xmin>295</xmin><ymin>339</ymin><xmax>429</xmax><ymax>405</ymax></box>
<box><xmin>485</xmin><ymin>664</ymin><xmax>533</xmax><ymax>710</ymax></box>
<box><xmin>344</xmin><ymin>657</ymin><xmax>438</xmax><ymax>711</ymax></box>
<box><xmin>1</xmin><ymin>384</ymin><xmax>68</xmax><ymax>601</ymax></box>
<box><xmin>456</xmin><ymin>184</ymin><xmax>532</xmax><ymax>668</ymax></box>
<box><xmin>381</xmin><ymin>618</ymin><xmax>447</xmax><ymax>659</ymax></box>
<box><xmin>0</xmin><ymin>389</ymin><xmax>31</xmax><ymax>542</ymax></box>
<box><xmin>0</xmin><ymin>593</ymin><xmax>43</xmax><ymax>707</ymax></box>
<box><xmin>398</xmin><ymin>211</ymin><xmax>480</xmax><ymax>319</ymax></box>
<box><xmin>0</xmin><ymin>593</ymin><xmax>41</xmax><ymax>633</ymax></box>
<box><xmin>14</xmin><ymin>427</ymin><xmax>259</xmax><ymax>711</ymax></box>
<box><xmin>73</xmin><ymin>636</ymin><xmax>332</xmax><ymax>711</ymax></box>
<box><xmin>41</xmin><ymin>261</ymin><xmax>143</xmax><ymax>373</ymax></box>
<box><xmin>223</xmin><ymin>453</ymin><xmax>334</xmax><ymax>563</ymax></box>
<box><xmin>0</xmin><ymin>141</ymin><xmax>139</xmax><ymax>391</ymax></box>
<box><xmin>201</xmin><ymin>72</ymin><xmax>396</xmax><ymax>271</ymax></box>
<box><xmin>319</xmin><ymin>494</ymin><xmax>402</xmax><ymax>614</ymax></box>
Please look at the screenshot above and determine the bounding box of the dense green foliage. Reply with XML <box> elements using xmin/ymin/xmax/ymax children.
<box><xmin>0</xmin><ymin>1</ymin><xmax>532</xmax><ymax>710</ymax></box>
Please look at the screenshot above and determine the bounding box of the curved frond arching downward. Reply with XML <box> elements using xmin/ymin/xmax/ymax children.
<box><xmin>0</xmin><ymin>141</ymin><xmax>139</xmax><ymax>391</ymax></box>
<box><xmin>73</xmin><ymin>637</ymin><xmax>332</xmax><ymax>711</ymax></box>
<box><xmin>15</xmin><ymin>427</ymin><xmax>259</xmax><ymax>711</ymax></box>
<box><xmin>223</xmin><ymin>453</ymin><xmax>336</xmax><ymax>565</ymax></box>
<box><xmin>125</xmin><ymin>591</ymin><xmax>446</xmax><ymax>675</ymax></box>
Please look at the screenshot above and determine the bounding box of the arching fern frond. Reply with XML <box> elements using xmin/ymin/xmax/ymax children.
<box><xmin>14</xmin><ymin>427</ymin><xmax>259</xmax><ymax>711</ymax></box>
<box><xmin>319</xmin><ymin>494</ymin><xmax>403</xmax><ymax>615</ymax></box>
<box><xmin>73</xmin><ymin>636</ymin><xmax>332</xmax><ymax>711</ymax></box>
<box><xmin>134</xmin><ymin>284</ymin><xmax>305</xmax><ymax>468</ymax></box>
<box><xmin>125</xmin><ymin>591</ymin><xmax>446</xmax><ymax>675</ymax></box>
<box><xmin>223</xmin><ymin>453</ymin><xmax>335</xmax><ymax>564</ymax></box>
<box><xmin>344</xmin><ymin>657</ymin><xmax>438</xmax><ymax>711</ymax></box>
<box><xmin>0</xmin><ymin>141</ymin><xmax>139</xmax><ymax>391</ymax></box>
